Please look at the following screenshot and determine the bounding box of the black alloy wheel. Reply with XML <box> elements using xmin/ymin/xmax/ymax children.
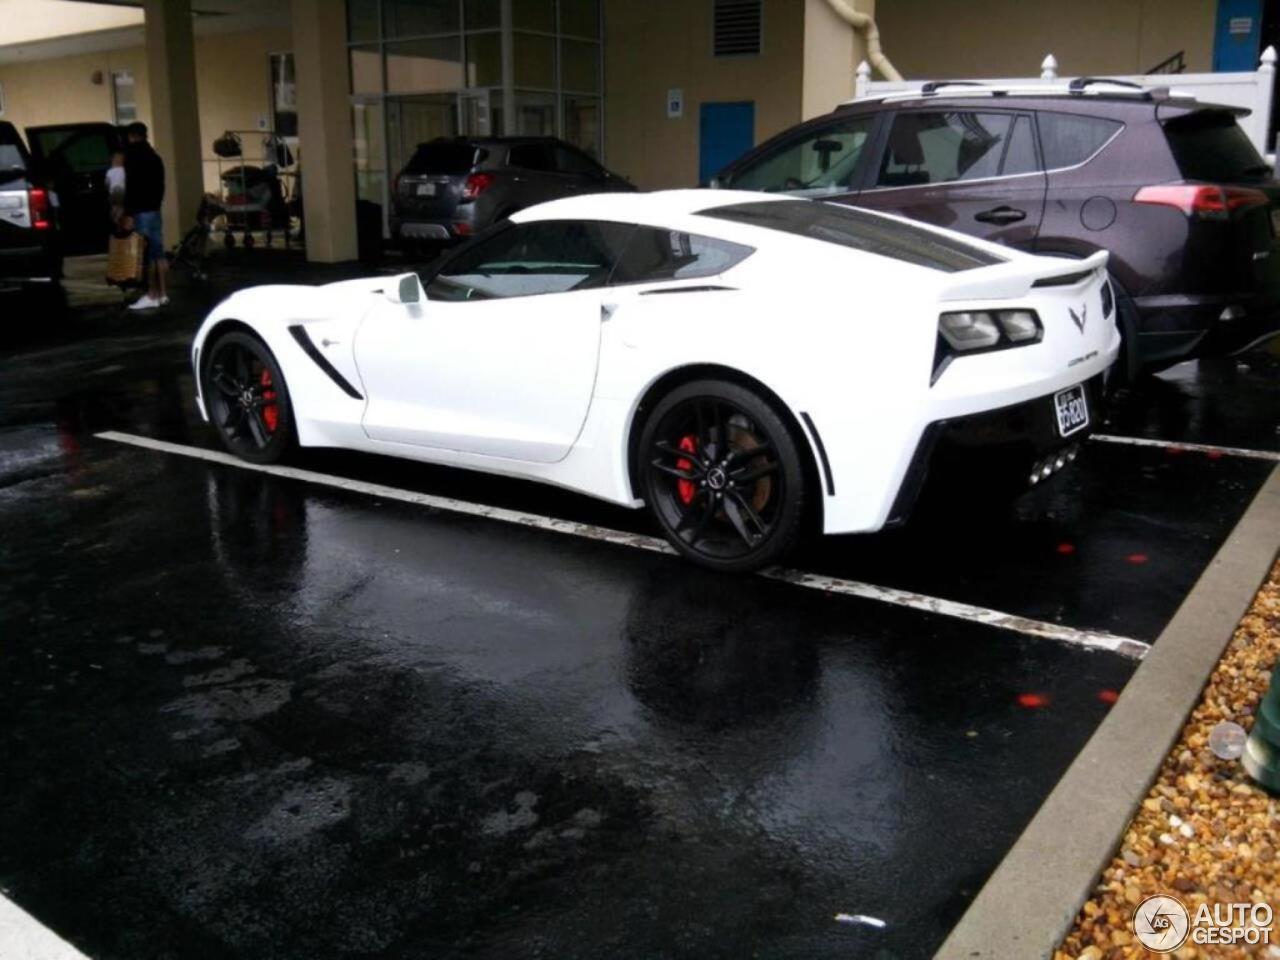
<box><xmin>640</xmin><ymin>379</ymin><xmax>807</xmax><ymax>572</ymax></box>
<box><xmin>203</xmin><ymin>331</ymin><xmax>295</xmax><ymax>464</ymax></box>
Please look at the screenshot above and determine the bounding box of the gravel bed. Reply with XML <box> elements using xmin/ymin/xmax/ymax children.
<box><xmin>1057</xmin><ymin>559</ymin><xmax>1280</xmax><ymax>960</ymax></box>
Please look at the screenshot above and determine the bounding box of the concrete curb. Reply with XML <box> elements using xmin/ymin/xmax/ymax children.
<box><xmin>936</xmin><ymin>464</ymin><xmax>1280</xmax><ymax>960</ymax></box>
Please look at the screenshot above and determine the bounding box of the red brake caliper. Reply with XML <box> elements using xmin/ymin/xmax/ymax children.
<box><xmin>259</xmin><ymin>368</ymin><xmax>279</xmax><ymax>433</ymax></box>
<box><xmin>676</xmin><ymin>434</ymin><xmax>697</xmax><ymax>505</ymax></box>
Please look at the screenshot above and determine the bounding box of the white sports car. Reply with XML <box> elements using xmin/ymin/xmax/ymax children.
<box><xmin>192</xmin><ymin>190</ymin><xmax>1119</xmax><ymax>571</ymax></box>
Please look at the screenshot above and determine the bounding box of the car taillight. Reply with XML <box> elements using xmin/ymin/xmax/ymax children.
<box><xmin>29</xmin><ymin>188</ymin><xmax>51</xmax><ymax>230</ymax></box>
<box><xmin>461</xmin><ymin>172</ymin><xmax>495</xmax><ymax>201</ymax></box>
<box><xmin>1133</xmin><ymin>183</ymin><xmax>1269</xmax><ymax>219</ymax></box>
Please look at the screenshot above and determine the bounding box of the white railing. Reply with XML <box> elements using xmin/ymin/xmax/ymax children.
<box><xmin>853</xmin><ymin>47</ymin><xmax>1279</xmax><ymax>159</ymax></box>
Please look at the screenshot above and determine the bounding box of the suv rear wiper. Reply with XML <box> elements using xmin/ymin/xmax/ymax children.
<box><xmin>1239</xmin><ymin>164</ymin><xmax>1273</xmax><ymax>178</ymax></box>
<box><xmin>0</xmin><ymin>165</ymin><xmax>27</xmax><ymax>182</ymax></box>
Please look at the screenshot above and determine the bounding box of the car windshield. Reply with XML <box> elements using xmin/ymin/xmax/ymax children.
<box><xmin>1163</xmin><ymin>110</ymin><xmax>1271</xmax><ymax>182</ymax></box>
<box><xmin>406</xmin><ymin>141</ymin><xmax>484</xmax><ymax>175</ymax></box>
<box><xmin>698</xmin><ymin>199</ymin><xmax>1005</xmax><ymax>272</ymax></box>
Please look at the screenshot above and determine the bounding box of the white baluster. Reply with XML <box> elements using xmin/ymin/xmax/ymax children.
<box><xmin>855</xmin><ymin>60</ymin><xmax>871</xmax><ymax>99</ymax></box>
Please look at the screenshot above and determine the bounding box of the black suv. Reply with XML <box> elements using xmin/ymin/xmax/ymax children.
<box><xmin>0</xmin><ymin>121</ymin><xmax>61</xmax><ymax>297</ymax></box>
<box><xmin>712</xmin><ymin>82</ymin><xmax>1280</xmax><ymax>377</ymax></box>
<box><xmin>391</xmin><ymin>136</ymin><xmax>633</xmax><ymax>247</ymax></box>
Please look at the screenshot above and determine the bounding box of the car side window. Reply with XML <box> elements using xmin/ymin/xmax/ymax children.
<box><xmin>611</xmin><ymin>227</ymin><xmax>754</xmax><ymax>284</ymax></box>
<box><xmin>876</xmin><ymin>111</ymin><xmax>1016</xmax><ymax>188</ymax></box>
<box><xmin>554</xmin><ymin>146</ymin><xmax>602</xmax><ymax>177</ymax></box>
<box><xmin>726</xmin><ymin>115</ymin><xmax>875</xmax><ymax>196</ymax></box>
<box><xmin>426</xmin><ymin>220</ymin><xmax>634</xmax><ymax>301</ymax></box>
<box><xmin>1001</xmin><ymin>115</ymin><xmax>1039</xmax><ymax>176</ymax></box>
<box><xmin>1037</xmin><ymin>113</ymin><xmax>1123</xmax><ymax>169</ymax></box>
<box><xmin>507</xmin><ymin>143</ymin><xmax>555</xmax><ymax>172</ymax></box>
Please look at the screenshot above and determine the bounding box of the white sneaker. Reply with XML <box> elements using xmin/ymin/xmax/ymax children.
<box><xmin>159</xmin><ymin>296</ymin><xmax>170</xmax><ymax>306</ymax></box>
<box><xmin>128</xmin><ymin>295</ymin><xmax>159</xmax><ymax>311</ymax></box>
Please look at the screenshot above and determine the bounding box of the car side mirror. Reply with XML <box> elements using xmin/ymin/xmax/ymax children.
<box><xmin>386</xmin><ymin>272</ymin><xmax>423</xmax><ymax>304</ymax></box>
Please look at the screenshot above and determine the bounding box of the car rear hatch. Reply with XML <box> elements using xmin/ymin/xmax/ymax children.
<box><xmin>0</xmin><ymin>126</ymin><xmax>45</xmax><ymax>253</ymax></box>
<box><xmin>395</xmin><ymin>140</ymin><xmax>486</xmax><ymax>221</ymax></box>
<box><xmin>25</xmin><ymin>122</ymin><xmax>119</xmax><ymax>254</ymax></box>
<box><xmin>1148</xmin><ymin>105</ymin><xmax>1280</xmax><ymax>301</ymax></box>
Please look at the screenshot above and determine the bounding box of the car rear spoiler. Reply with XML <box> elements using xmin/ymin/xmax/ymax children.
<box><xmin>938</xmin><ymin>250</ymin><xmax>1109</xmax><ymax>302</ymax></box>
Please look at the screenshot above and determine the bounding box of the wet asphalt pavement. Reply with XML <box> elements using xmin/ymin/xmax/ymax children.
<box><xmin>1</xmin><ymin>253</ymin><xmax>1277</xmax><ymax>959</ymax></box>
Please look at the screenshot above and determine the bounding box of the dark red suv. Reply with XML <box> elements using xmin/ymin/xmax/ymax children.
<box><xmin>712</xmin><ymin>82</ymin><xmax>1280</xmax><ymax>378</ymax></box>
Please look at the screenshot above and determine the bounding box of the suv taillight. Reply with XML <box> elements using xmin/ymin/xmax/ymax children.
<box><xmin>29</xmin><ymin>187</ymin><xmax>51</xmax><ymax>230</ymax></box>
<box><xmin>461</xmin><ymin>172</ymin><xmax>495</xmax><ymax>201</ymax></box>
<box><xmin>1134</xmin><ymin>183</ymin><xmax>1269</xmax><ymax>219</ymax></box>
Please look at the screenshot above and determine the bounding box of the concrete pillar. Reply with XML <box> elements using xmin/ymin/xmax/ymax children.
<box><xmin>142</xmin><ymin>0</ymin><xmax>203</xmax><ymax>239</ymax></box>
<box><xmin>292</xmin><ymin>0</ymin><xmax>358</xmax><ymax>262</ymax></box>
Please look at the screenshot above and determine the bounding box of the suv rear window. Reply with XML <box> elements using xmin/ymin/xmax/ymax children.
<box><xmin>406</xmin><ymin>141</ymin><xmax>483</xmax><ymax>175</ymax></box>
<box><xmin>1163</xmin><ymin>110</ymin><xmax>1270</xmax><ymax>182</ymax></box>
<box><xmin>1037</xmin><ymin>113</ymin><xmax>1122</xmax><ymax>169</ymax></box>
<box><xmin>0</xmin><ymin>123</ymin><xmax>27</xmax><ymax>179</ymax></box>
<box><xmin>698</xmin><ymin>199</ymin><xmax>1004</xmax><ymax>272</ymax></box>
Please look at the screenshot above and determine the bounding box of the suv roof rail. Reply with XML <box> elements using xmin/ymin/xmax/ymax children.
<box><xmin>918</xmin><ymin>80</ymin><xmax>987</xmax><ymax>95</ymax></box>
<box><xmin>1067</xmin><ymin>76</ymin><xmax>1144</xmax><ymax>93</ymax></box>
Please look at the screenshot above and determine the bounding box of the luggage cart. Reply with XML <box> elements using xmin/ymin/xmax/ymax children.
<box><xmin>210</xmin><ymin>130</ymin><xmax>300</xmax><ymax>249</ymax></box>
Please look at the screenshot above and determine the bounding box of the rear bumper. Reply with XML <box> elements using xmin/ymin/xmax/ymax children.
<box><xmin>391</xmin><ymin>206</ymin><xmax>482</xmax><ymax>243</ymax></box>
<box><xmin>0</xmin><ymin>244</ymin><xmax>61</xmax><ymax>287</ymax></box>
<box><xmin>1134</xmin><ymin>292</ymin><xmax>1280</xmax><ymax>367</ymax></box>
<box><xmin>886</xmin><ymin>374</ymin><xmax>1104</xmax><ymax>526</ymax></box>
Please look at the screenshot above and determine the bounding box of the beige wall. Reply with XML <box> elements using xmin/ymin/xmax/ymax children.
<box><xmin>877</xmin><ymin>0</ymin><xmax>1217</xmax><ymax>79</ymax></box>
<box><xmin>0</xmin><ymin>47</ymin><xmax>150</xmax><ymax>135</ymax></box>
<box><xmin>603</xmin><ymin>0</ymin><xmax>807</xmax><ymax>189</ymax></box>
<box><xmin>0</xmin><ymin>25</ymin><xmax>292</xmax><ymax>194</ymax></box>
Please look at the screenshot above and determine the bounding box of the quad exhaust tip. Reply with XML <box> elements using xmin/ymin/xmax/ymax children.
<box><xmin>1028</xmin><ymin>444</ymin><xmax>1080</xmax><ymax>486</ymax></box>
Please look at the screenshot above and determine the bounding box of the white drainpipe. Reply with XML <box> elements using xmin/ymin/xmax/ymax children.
<box><xmin>821</xmin><ymin>0</ymin><xmax>903</xmax><ymax>82</ymax></box>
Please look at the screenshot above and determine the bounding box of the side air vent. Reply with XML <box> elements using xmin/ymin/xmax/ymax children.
<box><xmin>713</xmin><ymin>0</ymin><xmax>762</xmax><ymax>57</ymax></box>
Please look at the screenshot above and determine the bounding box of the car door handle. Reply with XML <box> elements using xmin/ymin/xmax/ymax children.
<box><xmin>975</xmin><ymin>206</ymin><xmax>1026</xmax><ymax>225</ymax></box>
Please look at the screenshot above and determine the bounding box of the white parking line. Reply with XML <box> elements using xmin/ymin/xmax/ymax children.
<box><xmin>96</xmin><ymin>430</ymin><xmax>1151</xmax><ymax>660</ymax></box>
<box><xmin>1091</xmin><ymin>433</ymin><xmax>1280</xmax><ymax>462</ymax></box>
<box><xmin>0</xmin><ymin>893</ymin><xmax>90</xmax><ymax>960</ymax></box>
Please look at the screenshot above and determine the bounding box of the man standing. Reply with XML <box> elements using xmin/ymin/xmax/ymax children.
<box><xmin>123</xmin><ymin>122</ymin><xmax>169</xmax><ymax>310</ymax></box>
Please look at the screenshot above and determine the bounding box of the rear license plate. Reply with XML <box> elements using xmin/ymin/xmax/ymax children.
<box><xmin>1054</xmin><ymin>384</ymin><xmax>1089</xmax><ymax>437</ymax></box>
<box><xmin>1270</xmin><ymin>209</ymin><xmax>1280</xmax><ymax>236</ymax></box>
<box><xmin>416</xmin><ymin>183</ymin><xmax>436</xmax><ymax>197</ymax></box>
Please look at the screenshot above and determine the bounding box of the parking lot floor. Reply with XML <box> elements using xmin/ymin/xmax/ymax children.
<box><xmin>0</xmin><ymin>255</ymin><xmax>1276</xmax><ymax>958</ymax></box>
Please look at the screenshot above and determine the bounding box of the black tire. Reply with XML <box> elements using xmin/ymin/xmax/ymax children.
<box><xmin>202</xmin><ymin>331</ymin><xmax>296</xmax><ymax>464</ymax></box>
<box><xmin>1104</xmin><ymin>271</ymin><xmax>1143</xmax><ymax>394</ymax></box>
<box><xmin>638</xmin><ymin>379</ymin><xmax>807</xmax><ymax>573</ymax></box>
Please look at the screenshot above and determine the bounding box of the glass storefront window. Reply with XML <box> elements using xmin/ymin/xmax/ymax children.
<box><xmin>514</xmin><ymin>92</ymin><xmax>556</xmax><ymax>137</ymax></box>
<box><xmin>385</xmin><ymin>36</ymin><xmax>464</xmax><ymax>94</ymax></box>
<box><xmin>350</xmin><ymin>44</ymin><xmax>384</xmax><ymax>95</ymax></box>
<box><xmin>382</xmin><ymin>0</ymin><xmax>459</xmax><ymax>38</ymax></box>
<box><xmin>348</xmin><ymin>0</ymin><xmax>606</xmax><ymax>239</ymax></box>
<box><xmin>563</xmin><ymin>95</ymin><xmax>600</xmax><ymax>157</ymax></box>
<box><xmin>464</xmin><ymin>0</ymin><xmax>500</xmax><ymax>30</ymax></box>
<box><xmin>514</xmin><ymin>33</ymin><xmax>555</xmax><ymax>89</ymax></box>
<box><xmin>388</xmin><ymin>94</ymin><xmax>460</xmax><ymax>172</ymax></box>
<box><xmin>561</xmin><ymin>38</ymin><xmax>599</xmax><ymax>93</ymax></box>
<box><xmin>513</xmin><ymin>0</ymin><xmax>555</xmax><ymax>33</ymax></box>
<box><xmin>348</xmin><ymin>0</ymin><xmax>379</xmax><ymax>43</ymax></box>
<box><xmin>465</xmin><ymin>32</ymin><xmax>502</xmax><ymax>87</ymax></box>
<box><xmin>560</xmin><ymin>0</ymin><xmax>599</xmax><ymax>38</ymax></box>
<box><xmin>352</xmin><ymin>101</ymin><xmax>386</xmax><ymax>204</ymax></box>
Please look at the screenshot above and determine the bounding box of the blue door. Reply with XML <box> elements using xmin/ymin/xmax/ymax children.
<box><xmin>699</xmin><ymin>101</ymin><xmax>755</xmax><ymax>184</ymax></box>
<box><xmin>1214</xmin><ymin>0</ymin><xmax>1263</xmax><ymax>71</ymax></box>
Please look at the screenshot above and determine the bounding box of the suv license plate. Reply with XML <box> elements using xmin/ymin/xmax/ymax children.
<box><xmin>416</xmin><ymin>183</ymin><xmax>436</xmax><ymax>196</ymax></box>
<box><xmin>1054</xmin><ymin>384</ymin><xmax>1089</xmax><ymax>437</ymax></box>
